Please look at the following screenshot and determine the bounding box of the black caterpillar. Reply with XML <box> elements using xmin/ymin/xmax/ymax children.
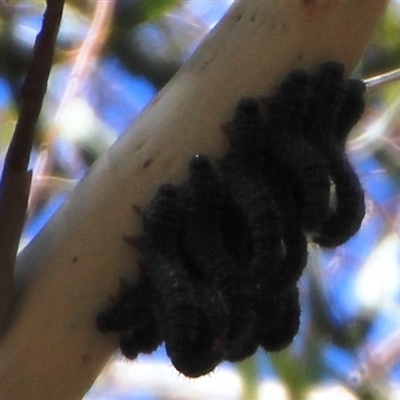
<box><xmin>97</xmin><ymin>62</ymin><xmax>366</xmax><ymax>377</ymax></box>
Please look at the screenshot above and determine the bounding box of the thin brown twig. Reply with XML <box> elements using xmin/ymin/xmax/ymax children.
<box><xmin>364</xmin><ymin>67</ymin><xmax>400</xmax><ymax>89</ymax></box>
<box><xmin>54</xmin><ymin>0</ymin><xmax>116</xmax><ymax>124</ymax></box>
<box><xmin>27</xmin><ymin>0</ymin><xmax>116</xmax><ymax>215</ymax></box>
<box><xmin>0</xmin><ymin>0</ymin><xmax>64</xmax><ymax>328</ymax></box>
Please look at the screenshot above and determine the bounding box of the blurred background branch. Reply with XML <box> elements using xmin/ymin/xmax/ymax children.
<box><xmin>0</xmin><ymin>0</ymin><xmax>64</xmax><ymax>328</ymax></box>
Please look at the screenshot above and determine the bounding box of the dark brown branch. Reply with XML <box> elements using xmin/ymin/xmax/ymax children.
<box><xmin>0</xmin><ymin>0</ymin><xmax>65</xmax><ymax>328</ymax></box>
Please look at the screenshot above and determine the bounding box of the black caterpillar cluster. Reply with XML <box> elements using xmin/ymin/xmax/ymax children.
<box><xmin>97</xmin><ymin>62</ymin><xmax>366</xmax><ymax>377</ymax></box>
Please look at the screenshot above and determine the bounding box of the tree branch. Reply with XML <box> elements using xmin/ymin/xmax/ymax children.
<box><xmin>0</xmin><ymin>0</ymin><xmax>64</xmax><ymax>327</ymax></box>
<box><xmin>0</xmin><ymin>1</ymin><xmax>389</xmax><ymax>399</ymax></box>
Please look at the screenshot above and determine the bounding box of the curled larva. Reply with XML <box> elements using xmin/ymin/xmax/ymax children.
<box><xmin>184</xmin><ymin>155</ymin><xmax>258</xmax><ymax>362</ymax></box>
<box><xmin>304</xmin><ymin>62</ymin><xmax>366</xmax><ymax>246</ymax></box>
<box><xmin>265</xmin><ymin>70</ymin><xmax>332</xmax><ymax>232</ymax></box>
<box><xmin>258</xmin><ymin>284</ymin><xmax>301</xmax><ymax>352</ymax></box>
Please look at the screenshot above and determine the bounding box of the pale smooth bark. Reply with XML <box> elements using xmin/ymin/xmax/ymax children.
<box><xmin>0</xmin><ymin>0</ymin><xmax>388</xmax><ymax>399</ymax></box>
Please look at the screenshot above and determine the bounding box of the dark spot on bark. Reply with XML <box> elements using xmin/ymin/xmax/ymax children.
<box><xmin>132</xmin><ymin>204</ymin><xmax>142</xmax><ymax>215</ymax></box>
<box><xmin>124</xmin><ymin>235</ymin><xmax>140</xmax><ymax>249</ymax></box>
<box><xmin>143</xmin><ymin>158</ymin><xmax>153</xmax><ymax>168</ymax></box>
<box><xmin>235</xmin><ymin>14</ymin><xmax>242</xmax><ymax>21</ymax></box>
<box><xmin>73</xmin><ymin>256</ymin><xmax>78</xmax><ymax>263</ymax></box>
